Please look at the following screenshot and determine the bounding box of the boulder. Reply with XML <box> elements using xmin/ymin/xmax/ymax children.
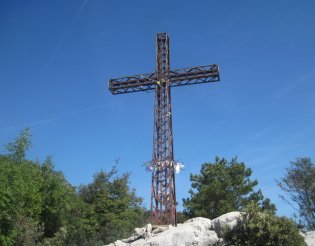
<box><xmin>105</xmin><ymin>217</ymin><xmax>219</xmax><ymax>246</ymax></box>
<box><xmin>152</xmin><ymin>225</ymin><xmax>170</xmax><ymax>235</ymax></box>
<box><xmin>132</xmin><ymin>217</ymin><xmax>219</xmax><ymax>246</ymax></box>
<box><xmin>211</xmin><ymin>211</ymin><xmax>242</xmax><ymax>237</ymax></box>
<box><xmin>121</xmin><ymin>224</ymin><xmax>153</xmax><ymax>243</ymax></box>
<box><xmin>106</xmin><ymin>240</ymin><xmax>126</xmax><ymax>246</ymax></box>
<box><xmin>304</xmin><ymin>231</ymin><xmax>315</xmax><ymax>246</ymax></box>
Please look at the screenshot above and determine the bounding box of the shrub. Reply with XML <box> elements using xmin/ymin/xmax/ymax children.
<box><xmin>224</xmin><ymin>204</ymin><xmax>306</xmax><ymax>246</ymax></box>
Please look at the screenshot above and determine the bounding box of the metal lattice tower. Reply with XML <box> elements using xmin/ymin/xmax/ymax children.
<box><xmin>108</xmin><ymin>33</ymin><xmax>220</xmax><ymax>226</ymax></box>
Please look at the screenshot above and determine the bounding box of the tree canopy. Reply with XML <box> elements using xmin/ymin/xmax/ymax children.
<box><xmin>0</xmin><ymin>129</ymin><xmax>147</xmax><ymax>245</ymax></box>
<box><xmin>78</xmin><ymin>168</ymin><xmax>146</xmax><ymax>244</ymax></box>
<box><xmin>277</xmin><ymin>157</ymin><xmax>315</xmax><ymax>230</ymax></box>
<box><xmin>5</xmin><ymin>127</ymin><xmax>32</xmax><ymax>163</ymax></box>
<box><xmin>183</xmin><ymin>157</ymin><xmax>276</xmax><ymax>219</ymax></box>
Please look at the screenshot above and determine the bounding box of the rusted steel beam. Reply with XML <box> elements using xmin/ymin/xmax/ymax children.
<box><xmin>108</xmin><ymin>64</ymin><xmax>219</xmax><ymax>95</ymax></box>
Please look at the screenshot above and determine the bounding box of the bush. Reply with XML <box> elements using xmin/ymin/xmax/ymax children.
<box><xmin>224</xmin><ymin>204</ymin><xmax>306</xmax><ymax>246</ymax></box>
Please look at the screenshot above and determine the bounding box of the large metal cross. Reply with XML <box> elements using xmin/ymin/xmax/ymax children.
<box><xmin>108</xmin><ymin>33</ymin><xmax>220</xmax><ymax>226</ymax></box>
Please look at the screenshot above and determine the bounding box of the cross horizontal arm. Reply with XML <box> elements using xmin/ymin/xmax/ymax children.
<box><xmin>108</xmin><ymin>64</ymin><xmax>219</xmax><ymax>95</ymax></box>
<box><xmin>168</xmin><ymin>64</ymin><xmax>219</xmax><ymax>88</ymax></box>
<box><xmin>109</xmin><ymin>72</ymin><xmax>157</xmax><ymax>95</ymax></box>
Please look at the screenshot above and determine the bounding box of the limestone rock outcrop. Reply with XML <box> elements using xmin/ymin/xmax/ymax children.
<box><xmin>106</xmin><ymin>212</ymin><xmax>241</xmax><ymax>246</ymax></box>
<box><xmin>105</xmin><ymin>212</ymin><xmax>315</xmax><ymax>246</ymax></box>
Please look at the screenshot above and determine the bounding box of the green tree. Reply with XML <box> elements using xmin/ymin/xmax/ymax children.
<box><xmin>79</xmin><ymin>167</ymin><xmax>146</xmax><ymax>244</ymax></box>
<box><xmin>40</xmin><ymin>156</ymin><xmax>83</xmax><ymax>240</ymax></box>
<box><xmin>224</xmin><ymin>204</ymin><xmax>306</xmax><ymax>246</ymax></box>
<box><xmin>5</xmin><ymin>128</ymin><xmax>32</xmax><ymax>163</ymax></box>
<box><xmin>277</xmin><ymin>157</ymin><xmax>315</xmax><ymax>230</ymax></box>
<box><xmin>0</xmin><ymin>154</ymin><xmax>43</xmax><ymax>246</ymax></box>
<box><xmin>0</xmin><ymin>129</ymin><xmax>85</xmax><ymax>245</ymax></box>
<box><xmin>1</xmin><ymin>129</ymin><xmax>146</xmax><ymax>245</ymax></box>
<box><xmin>183</xmin><ymin>157</ymin><xmax>275</xmax><ymax>219</ymax></box>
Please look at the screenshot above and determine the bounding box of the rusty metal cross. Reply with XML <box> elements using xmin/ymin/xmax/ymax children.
<box><xmin>108</xmin><ymin>33</ymin><xmax>220</xmax><ymax>225</ymax></box>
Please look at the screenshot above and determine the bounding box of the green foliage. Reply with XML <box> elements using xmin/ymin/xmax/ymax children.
<box><xmin>40</xmin><ymin>156</ymin><xmax>77</xmax><ymax>238</ymax></box>
<box><xmin>5</xmin><ymin>128</ymin><xmax>32</xmax><ymax>163</ymax></box>
<box><xmin>78</xmin><ymin>167</ymin><xmax>146</xmax><ymax>244</ymax></box>
<box><xmin>0</xmin><ymin>155</ymin><xmax>43</xmax><ymax>245</ymax></box>
<box><xmin>183</xmin><ymin>157</ymin><xmax>276</xmax><ymax>219</ymax></box>
<box><xmin>0</xmin><ymin>131</ymin><xmax>77</xmax><ymax>244</ymax></box>
<box><xmin>0</xmin><ymin>129</ymin><xmax>147</xmax><ymax>245</ymax></box>
<box><xmin>277</xmin><ymin>157</ymin><xmax>315</xmax><ymax>230</ymax></box>
<box><xmin>176</xmin><ymin>211</ymin><xmax>189</xmax><ymax>224</ymax></box>
<box><xmin>224</xmin><ymin>204</ymin><xmax>306</xmax><ymax>246</ymax></box>
<box><xmin>0</xmin><ymin>154</ymin><xmax>84</xmax><ymax>245</ymax></box>
<box><xmin>15</xmin><ymin>215</ymin><xmax>43</xmax><ymax>246</ymax></box>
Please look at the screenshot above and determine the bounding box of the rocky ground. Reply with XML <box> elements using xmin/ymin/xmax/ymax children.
<box><xmin>106</xmin><ymin>212</ymin><xmax>315</xmax><ymax>246</ymax></box>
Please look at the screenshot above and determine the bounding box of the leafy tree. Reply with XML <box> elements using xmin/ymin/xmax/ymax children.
<box><xmin>224</xmin><ymin>204</ymin><xmax>306</xmax><ymax>246</ymax></box>
<box><xmin>0</xmin><ymin>130</ymin><xmax>85</xmax><ymax>245</ymax></box>
<box><xmin>5</xmin><ymin>128</ymin><xmax>32</xmax><ymax>163</ymax></box>
<box><xmin>39</xmin><ymin>156</ymin><xmax>84</xmax><ymax>240</ymax></box>
<box><xmin>0</xmin><ymin>129</ymin><xmax>147</xmax><ymax>245</ymax></box>
<box><xmin>277</xmin><ymin>157</ymin><xmax>315</xmax><ymax>230</ymax></box>
<box><xmin>0</xmin><ymin>155</ymin><xmax>43</xmax><ymax>245</ymax></box>
<box><xmin>183</xmin><ymin>157</ymin><xmax>275</xmax><ymax>219</ymax></box>
<box><xmin>15</xmin><ymin>215</ymin><xmax>43</xmax><ymax>246</ymax></box>
<box><xmin>79</xmin><ymin>167</ymin><xmax>146</xmax><ymax>244</ymax></box>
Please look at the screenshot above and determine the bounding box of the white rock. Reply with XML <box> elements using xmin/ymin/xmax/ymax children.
<box><xmin>304</xmin><ymin>231</ymin><xmax>315</xmax><ymax>246</ymax></box>
<box><xmin>152</xmin><ymin>225</ymin><xmax>170</xmax><ymax>235</ymax></box>
<box><xmin>131</xmin><ymin>217</ymin><xmax>219</xmax><ymax>246</ymax></box>
<box><xmin>105</xmin><ymin>212</ymin><xmax>313</xmax><ymax>246</ymax></box>
<box><xmin>121</xmin><ymin>224</ymin><xmax>153</xmax><ymax>243</ymax></box>
<box><xmin>135</xmin><ymin>224</ymin><xmax>152</xmax><ymax>238</ymax></box>
<box><xmin>108</xmin><ymin>240</ymin><xmax>127</xmax><ymax>246</ymax></box>
<box><xmin>211</xmin><ymin>211</ymin><xmax>242</xmax><ymax>237</ymax></box>
<box><xmin>122</xmin><ymin>235</ymin><xmax>138</xmax><ymax>243</ymax></box>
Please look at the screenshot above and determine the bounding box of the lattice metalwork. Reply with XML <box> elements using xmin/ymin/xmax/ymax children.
<box><xmin>108</xmin><ymin>33</ymin><xmax>220</xmax><ymax>225</ymax></box>
<box><xmin>109</xmin><ymin>65</ymin><xmax>219</xmax><ymax>94</ymax></box>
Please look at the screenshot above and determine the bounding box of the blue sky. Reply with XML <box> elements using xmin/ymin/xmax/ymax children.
<box><xmin>1</xmin><ymin>0</ymin><xmax>315</xmax><ymax>217</ymax></box>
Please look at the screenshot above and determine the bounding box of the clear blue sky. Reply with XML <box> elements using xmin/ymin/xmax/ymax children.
<box><xmin>1</xmin><ymin>0</ymin><xmax>314</xmax><ymax>217</ymax></box>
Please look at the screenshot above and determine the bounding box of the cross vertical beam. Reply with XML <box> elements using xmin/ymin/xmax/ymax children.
<box><xmin>151</xmin><ymin>33</ymin><xmax>176</xmax><ymax>225</ymax></box>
